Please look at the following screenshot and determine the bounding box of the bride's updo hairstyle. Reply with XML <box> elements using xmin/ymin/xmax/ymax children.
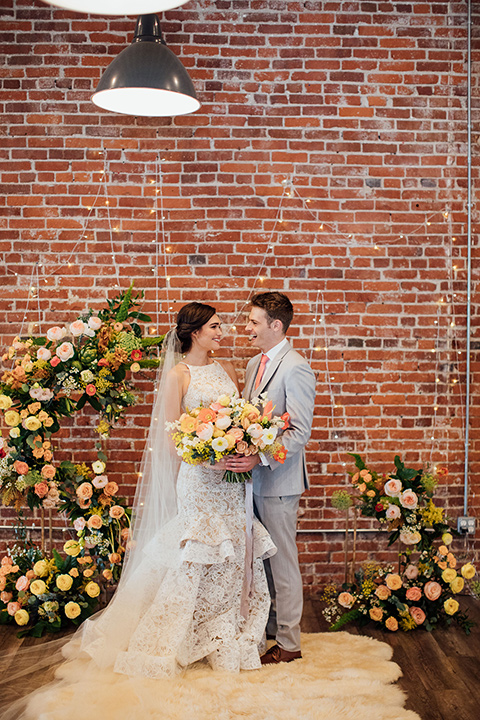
<box><xmin>176</xmin><ymin>302</ymin><xmax>217</xmax><ymax>354</ymax></box>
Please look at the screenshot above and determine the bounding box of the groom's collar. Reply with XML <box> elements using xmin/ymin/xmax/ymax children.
<box><xmin>263</xmin><ymin>336</ymin><xmax>289</xmax><ymax>362</ymax></box>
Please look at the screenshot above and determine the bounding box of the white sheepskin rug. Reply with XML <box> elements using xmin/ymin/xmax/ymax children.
<box><xmin>20</xmin><ymin>632</ymin><xmax>421</xmax><ymax>720</ymax></box>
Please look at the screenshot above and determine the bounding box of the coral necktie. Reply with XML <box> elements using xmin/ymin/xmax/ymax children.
<box><xmin>254</xmin><ymin>354</ymin><xmax>269</xmax><ymax>390</ymax></box>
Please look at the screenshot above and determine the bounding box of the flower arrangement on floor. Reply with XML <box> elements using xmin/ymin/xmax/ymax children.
<box><xmin>0</xmin><ymin>542</ymin><xmax>102</xmax><ymax>637</ymax></box>
<box><xmin>0</xmin><ymin>282</ymin><xmax>163</xmax><ymax>510</ymax></box>
<box><xmin>58</xmin><ymin>459</ymin><xmax>131</xmax><ymax>583</ymax></box>
<box><xmin>323</xmin><ymin>454</ymin><xmax>477</xmax><ymax>633</ymax></box>
<box><xmin>166</xmin><ymin>393</ymin><xmax>289</xmax><ymax>482</ymax></box>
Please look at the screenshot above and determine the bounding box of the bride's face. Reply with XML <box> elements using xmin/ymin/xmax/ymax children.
<box><xmin>192</xmin><ymin>314</ymin><xmax>223</xmax><ymax>352</ymax></box>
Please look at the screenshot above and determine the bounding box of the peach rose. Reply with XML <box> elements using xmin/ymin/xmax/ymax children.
<box><xmin>102</xmin><ymin>569</ymin><xmax>113</xmax><ymax>581</ymax></box>
<box><xmin>338</xmin><ymin>592</ymin><xmax>355</xmax><ymax>608</ymax></box>
<box><xmin>410</xmin><ymin>606</ymin><xmax>426</xmax><ymax>625</ymax></box>
<box><xmin>15</xmin><ymin>575</ymin><xmax>30</xmax><ymax>592</ymax></box>
<box><xmin>1</xmin><ymin>591</ymin><xmax>13</xmax><ymax>603</ymax></box>
<box><xmin>385</xmin><ymin>616</ymin><xmax>398</xmax><ymax>631</ymax></box>
<box><xmin>385</xmin><ymin>573</ymin><xmax>403</xmax><ymax>591</ymax></box>
<box><xmin>37</xmin><ymin>347</ymin><xmax>52</xmax><ymax>361</ymax></box>
<box><xmin>351</xmin><ymin>472</ymin><xmax>360</xmax><ymax>483</ymax></box>
<box><xmin>104</xmin><ymin>482</ymin><xmax>118</xmax><ymax>496</ymax></box>
<box><xmin>369</xmin><ymin>606</ymin><xmax>384</xmax><ymax>622</ymax></box>
<box><xmin>69</xmin><ymin>320</ymin><xmax>85</xmax><ymax>337</ymax></box>
<box><xmin>404</xmin><ymin>564</ymin><xmax>419</xmax><ymax>580</ymax></box>
<box><xmin>87</xmin><ymin>515</ymin><xmax>103</xmax><ymax>530</ymax></box>
<box><xmin>78</xmin><ymin>498</ymin><xmax>91</xmax><ymax>509</ymax></box>
<box><xmin>14</xmin><ymin>461</ymin><xmax>29</xmax><ymax>476</ymax></box>
<box><xmin>0</xmin><ymin>577</ymin><xmax>6</xmax><ymax>592</ymax></box>
<box><xmin>384</xmin><ymin>479</ymin><xmax>402</xmax><ymax>497</ymax></box>
<box><xmin>424</xmin><ymin>581</ymin><xmax>442</xmax><ymax>601</ymax></box>
<box><xmin>406</xmin><ymin>586</ymin><xmax>422</xmax><ymax>602</ymax></box>
<box><xmin>399</xmin><ymin>489</ymin><xmax>418</xmax><ymax>510</ymax></box>
<box><xmin>228</xmin><ymin>427</ymin><xmax>244</xmax><ymax>443</ymax></box>
<box><xmin>56</xmin><ymin>342</ymin><xmax>75</xmax><ymax>362</ymax></box>
<box><xmin>88</xmin><ymin>316</ymin><xmax>102</xmax><ymax>330</ymax></box>
<box><xmin>46</xmin><ymin>326</ymin><xmax>66</xmax><ymax>342</ymax></box>
<box><xmin>27</xmin><ymin>402</ymin><xmax>41</xmax><ymax>414</ymax></box>
<box><xmin>41</xmin><ymin>464</ymin><xmax>56</xmax><ymax>480</ymax></box>
<box><xmin>375</xmin><ymin>585</ymin><xmax>391</xmax><ymax>601</ymax></box>
<box><xmin>385</xmin><ymin>504</ymin><xmax>401</xmax><ymax>520</ymax></box>
<box><xmin>236</xmin><ymin>440</ymin><xmax>249</xmax><ymax>455</ymax></box>
<box><xmin>76</xmin><ymin>482</ymin><xmax>93</xmax><ymax>500</ymax></box>
<box><xmin>196</xmin><ymin>422</ymin><xmax>214</xmax><ymax>441</ymax></box>
<box><xmin>34</xmin><ymin>482</ymin><xmax>49</xmax><ymax>498</ymax></box>
<box><xmin>7</xmin><ymin>601</ymin><xmax>21</xmax><ymax>616</ymax></box>
<box><xmin>447</xmin><ymin>552</ymin><xmax>457</xmax><ymax>568</ymax></box>
<box><xmin>109</xmin><ymin>505</ymin><xmax>125</xmax><ymax>520</ymax></box>
<box><xmin>92</xmin><ymin>474</ymin><xmax>108</xmax><ymax>489</ymax></box>
<box><xmin>246</xmin><ymin>422</ymin><xmax>263</xmax><ymax>439</ymax></box>
<box><xmin>437</xmin><ymin>545</ymin><xmax>449</xmax><ymax>557</ymax></box>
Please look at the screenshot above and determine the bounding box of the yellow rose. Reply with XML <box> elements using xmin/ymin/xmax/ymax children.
<box><xmin>450</xmin><ymin>576</ymin><xmax>464</xmax><ymax>594</ymax></box>
<box><xmin>4</xmin><ymin>410</ymin><xmax>21</xmax><ymax>427</ymax></box>
<box><xmin>63</xmin><ymin>540</ymin><xmax>81</xmax><ymax>557</ymax></box>
<box><xmin>441</xmin><ymin>568</ymin><xmax>457</xmax><ymax>583</ymax></box>
<box><xmin>64</xmin><ymin>601</ymin><xmax>81</xmax><ymax>619</ymax></box>
<box><xmin>14</xmin><ymin>609</ymin><xmax>30</xmax><ymax>626</ymax></box>
<box><xmin>461</xmin><ymin>563</ymin><xmax>476</xmax><ymax>580</ymax></box>
<box><xmin>369</xmin><ymin>606</ymin><xmax>384</xmax><ymax>622</ymax></box>
<box><xmin>444</xmin><ymin>598</ymin><xmax>459</xmax><ymax>615</ymax></box>
<box><xmin>33</xmin><ymin>560</ymin><xmax>49</xmax><ymax>577</ymax></box>
<box><xmin>0</xmin><ymin>395</ymin><xmax>13</xmax><ymax>410</ymax></box>
<box><xmin>56</xmin><ymin>574</ymin><xmax>73</xmax><ymax>592</ymax></box>
<box><xmin>24</xmin><ymin>416</ymin><xmax>42</xmax><ymax>431</ymax></box>
<box><xmin>30</xmin><ymin>579</ymin><xmax>47</xmax><ymax>596</ymax></box>
<box><xmin>442</xmin><ymin>532</ymin><xmax>453</xmax><ymax>545</ymax></box>
<box><xmin>385</xmin><ymin>573</ymin><xmax>403</xmax><ymax>591</ymax></box>
<box><xmin>85</xmin><ymin>581</ymin><xmax>100</xmax><ymax>598</ymax></box>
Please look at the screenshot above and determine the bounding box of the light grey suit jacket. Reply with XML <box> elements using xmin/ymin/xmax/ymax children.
<box><xmin>245</xmin><ymin>341</ymin><xmax>316</xmax><ymax>497</ymax></box>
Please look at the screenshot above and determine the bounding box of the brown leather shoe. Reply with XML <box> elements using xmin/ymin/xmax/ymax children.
<box><xmin>261</xmin><ymin>644</ymin><xmax>302</xmax><ymax>665</ymax></box>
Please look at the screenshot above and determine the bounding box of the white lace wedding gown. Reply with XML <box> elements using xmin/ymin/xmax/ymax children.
<box><xmin>3</xmin><ymin>362</ymin><xmax>276</xmax><ymax>720</ymax></box>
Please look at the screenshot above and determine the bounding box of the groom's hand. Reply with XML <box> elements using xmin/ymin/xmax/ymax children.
<box><xmin>225</xmin><ymin>454</ymin><xmax>261</xmax><ymax>472</ymax></box>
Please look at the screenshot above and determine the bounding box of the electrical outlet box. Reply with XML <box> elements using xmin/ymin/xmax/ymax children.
<box><xmin>457</xmin><ymin>516</ymin><xmax>476</xmax><ymax>534</ymax></box>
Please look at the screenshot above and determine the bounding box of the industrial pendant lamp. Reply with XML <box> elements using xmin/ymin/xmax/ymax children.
<box><xmin>91</xmin><ymin>14</ymin><xmax>200</xmax><ymax>117</ymax></box>
<box><xmin>40</xmin><ymin>1</ymin><xmax>190</xmax><ymax>15</ymax></box>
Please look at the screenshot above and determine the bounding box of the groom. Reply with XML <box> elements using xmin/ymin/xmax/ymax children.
<box><xmin>226</xmin><ymin>292</ymin><xmax>316</xmax><ymax>664</ymax></box>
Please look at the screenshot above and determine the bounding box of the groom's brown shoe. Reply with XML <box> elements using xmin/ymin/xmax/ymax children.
<box><xmin>261</xmin><ymin>644</ymin><xmax>302</xmax><ymax>665</ymax></box>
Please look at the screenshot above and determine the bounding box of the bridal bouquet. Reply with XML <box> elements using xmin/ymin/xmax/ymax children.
<box><xmin>166</xmin><ymin>393</ymin><xmax>289</xmax><ymax>482</ymax></box>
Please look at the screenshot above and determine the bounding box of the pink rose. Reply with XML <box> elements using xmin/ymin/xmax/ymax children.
<box><xmin>46</xmin><ymin>326</ymin><xmax>66</xmax><ymax>342</ymax></box>
<box><xmin>385</xmin><ymin>504</ymin><xmax>401</xmax><ymax>520</ymax></box>
<box><xmin>338</xmin><ymin>592</ymin><xmax>355</xmax><ymax>608</ymax></box>
<box><xmin>384</xmin><ymin>479</ymin><xmax>402</xmax><ymax>497</ymax></box>
<box><xmin>406</xmin><ymin>586</ymin><xmax>422</xmax><ymax>602</ymax></box>
<box><xmin>15</xmin><ymin>575</ymin><xmax>30</xmax><ymax>592</ymax></box>
<box><xmin>69</xmin><ymin>320</ymin><xmax>85</xmax><ymax>337</ymax></box>
<box><xmin>14</xmin><ymin>461</ymin><xmax>29</xmax><ymax>476</ymax></box>
<box><xmin>88</xmin><ymin>316</ymin><xmax>102</xmax><ymax>330</ymax></box>
<box><xmin>76</xmin><ymin>482</ymin><xmax>93</xmax><ymax>500</ymax></box>
<box><xmin>74</xmin><ymin>517</ymin><xmax>86</xmax><ymax>532</ymax></box>
<box><xmin>56</xmin><ymin>342</ymin><xmax>75</xmax><ymax>362</ymax></box>
<box><xmin>404</xmin><ymin>564</ymin><xmax>419</xmax><ymax>580</ymax></box>
<box><xmin>424</xmin><ymin>581</ymin><xmax>442</xmax><ymax>601</ymax></box>
<box><xmin>104</xmin><ymin>482</ymin><xmax>118</xmax><ymax>496</ymax></box>
<box><xmin>87</xmin><ymin>515</ymin><xmax>103</xmax><ymax>530</ymax></box>
<box><xmin>196</xmin><ymin>422</ymin><xmax>214</xmax><ymax>441</ymax></box>
<box><xmin>92</xmin><ymin>474</ymin><xmax>108</xmax><ymax>489</ymax></box>
<box><xmin>399</xmin><ymin>489</ymin><xmax>418</xmax><ymax>509</ymax></box>
<box><xmin>7</xmin><ymin>601</ymin><xmax>21</xmax><ymax>616</ymax></box>
<box><xmin>109</xmin><ymin>505</ymin><xmax>125</xmax><ymax>519</ymax></box>
<box><xmin>41</xmin><ymin>464</ymin><xmax>56</xmax><ymax>480</ymax></box>
<box><xmin>36</xmin><ymin>347</ymin><xmax>52</xmax><ymax>361</ymax></box>
<box><xmin>1</xmin><ymin>591</ymin><xmax>13</xmax><ymax>602</ymax></box>
<box><xmin>34</xmin><ymin>482</ymin><xmax>49</xmax><ymax>498</ymax></box>
<box><xmin>410</xmin><ymin>606</ymin><xmax>426</xmax><ymax>625</ymax></box>
<box><xmin>50</xmin><ymin>356</ymin><xmax>61</xmax><ymax>368</ymax></box>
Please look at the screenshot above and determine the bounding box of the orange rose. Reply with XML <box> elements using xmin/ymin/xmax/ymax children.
<box><xmin>385</xmin><ymin>616</ymin><xmax>398</xmax><ymax>631</ymax></box>
<box><xmin>410</xmin><ymin>607</ymin><xmax>426</xmax><ymax>625</ymax></box>
<box><xmin>41</xmin><ymin>464</ymin><xmax>56</xmax><ymax>480</ymax></box>
<box><xmin>385</xmin><ymin>573</ymin><xmax>402</xmax><ymax>591</ymax></box>
<box><xmin>369</xmin><ymin>606</ymin><xmax>383</xmax><ymax>622</ymax></box>
<box><xmin>375</xmin><ymin>585</ymin><xmax>391</xmax><ymax>601</ymax></box>
<box><xmin>14</xmin><ymin>460</ymin><xmax>29</xmax><ymax>475</ymax></box>
<box><xmin>104</xmin><ymin>482</ymin><xmax>118</xmax><ymax>496</ymax></box>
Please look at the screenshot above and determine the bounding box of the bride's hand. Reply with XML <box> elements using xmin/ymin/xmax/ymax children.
<box><xmin>215</xmin><ymin>457</ymin><xmax>229</xmax><ymax>470</ymax></box>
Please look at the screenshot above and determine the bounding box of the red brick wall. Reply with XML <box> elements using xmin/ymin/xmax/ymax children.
<box><xmin>0</xmin><ymin>0</ymin><xmax>478</xmax><ymax>591</ymax></box>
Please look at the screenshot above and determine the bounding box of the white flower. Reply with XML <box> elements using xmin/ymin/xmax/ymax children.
<box><xmin>84</xmin><ymin>328</ymin><xmax>95</xmax><ymax>337</ymax></box>
<box><xmin>214</xmin><ymin>415</ymin><xmax>231</xmax><ymax>431</ymax></box>
<box><xmin>9</xmin><ymin>428</ymin><xmax>20</xmax><ymax>438</ymax></box>
<box><xmin>246</xmin><ymin>423</ymin><xmax>263</xmax><ymax>439</ymax></box>
<box><xmin>56</xmin><ymin>342</ymin><xmax>75</xmax><ymax>362</ymax></box>
<box><xmin>399</xmin><ymin>528</ymin><xmax>422</xmax><ymax>545</ymax></box>
<box><xmin>36</xmin><ymin>347</ymin><xmax>51</xmax><ymax>362</ymax></box>
<box><xmin>384</xmin><ymin>479</ymin><xmax>402</xmax><ymax>497</ymax></box>
<box><xmin>88</xmin><ymin>316</ymin><xmax>102</xmax><ymax>330</ymax></box>
<box><xmin>81</xmin><ymin>370</ymin><xmax>95</xmax><ymax>384</ymax></box>
<box><xmin>212</xmin><ymin>437</ymin><xmax>229</xmax><ymax>452</ymax></box>
<box><xmin>262</xmin><ymin>428</ymin><xmax>278</xmax><ymax>445</ymax></box>
<box><xmin>92</xmin><ymin>474</ymin><xmax>108</xmax><ymax>489</ymax></box>
<box><xmin>69</xmin><ymin>320</ymin><xmax>86</xmax><ymax>337</ymax></box>
<box><xmin>385</xmin><ymin>504</ymin><xmax>401</xmax><ymax>520</ymax></box>
<box><xmin>92</xmin><ymin>460</ymin><xmax>106</xmax><ymax>474</ymax></box>
<box><xmin>399</xmin><ymin>489</ymin><xmax>418</xmax><ymax>510</ymax></box>
<box><xmin>46</xmin><ymin>326</ymin><xmax>66</xmax><ymax>342</ymax></box>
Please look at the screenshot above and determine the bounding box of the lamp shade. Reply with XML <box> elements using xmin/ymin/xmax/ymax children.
<box><xmin>40</xmin><ymin>0</ymin><xmax>190</xmax><ymax>15</ymax></box>
<box><xmin>91</xmin><ymin>14</ymin><xmax>200</xmax><ymax>117</ymax></box>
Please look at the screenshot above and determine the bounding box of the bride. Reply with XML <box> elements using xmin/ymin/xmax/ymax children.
<box><xmin>0</xmin><ymin>302</ymin><xmax>276</xmax><ymax>718</ymax></box>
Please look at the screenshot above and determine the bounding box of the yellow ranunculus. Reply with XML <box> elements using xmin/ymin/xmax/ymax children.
<box><xmin>14</xmin><ymin>609</ymin><xmax>30</xmax><ymax>626</ymax></box>
<box><xmin>0</xmin><ymin>394</ymin><xmax>13</xmax><ymax>410</ymax></box>
<box><xmin>56</xmin><ymin>574</ymin><xmax>73</xmax><ymax>592</ymax></box>
<box><xmin>85</xmin><ymin>581</ymin><xmax>100</xmax><ymax>598</ymax></box>
<box><xmin>24</xmin><ymin>415</ymin><xmax>42</xmax><ymax>431</ymax></box>
<box><xmin>450</xmin><ymin>576</ymin><xmax>464</xmax><ymax>594</ymax></box>
<box><xmin>444</xmin><ymin>598</ymin><xmax>459</xmax><ymax>615</ymax></box>
<box><xmin>441</xmin><ymin>568</ymin><xmax>457</xmax><ymax>583</ymax></box>
<box><xmin>64</xmin><ymin>601</ymin><xmax>81</xmax><ymax>619</ymax></box>
<box><xmin>30</xmin><ymin>579</ymin><xmax>47</xmax><ymax>596</ymax></box>
<box><xmin>4</xmin><ymin>410</ymin><xmax>21</xmax><ymax>427</ymax></box>
<box><xmin>217</xmin><ymin>394</ymin><xmax>230</xmax><ymax>407</ymax></box>
<box><xmin>33</xmin><ymin>560</ymin><xmax>49</xmax><ymax>577</ymax></box>
<box><xmin>63</xmin><ymin>540</ymin><xmax>81</xmax><ymax>557</ymax></box>
<box><xmin>461</xmin><ymin>563</ymin><xmax>476</xmax><ymax>580</ymax></box>
<box><xmin>442</xmin><ymin>532</ymin><xmax>453</xmax><ymax>546</ymax></box>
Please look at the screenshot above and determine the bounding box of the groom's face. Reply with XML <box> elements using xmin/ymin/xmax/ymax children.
<box><xmin>246</xmin><ymin>307</ymin><xmax>279</xmax><ymax>352</ymax></box>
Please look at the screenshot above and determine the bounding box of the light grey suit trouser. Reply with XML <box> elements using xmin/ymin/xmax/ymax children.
<box><xmin>253</xmin><ymin>493</ymin><xmax>303</xmax><ymax>652</ymax></box>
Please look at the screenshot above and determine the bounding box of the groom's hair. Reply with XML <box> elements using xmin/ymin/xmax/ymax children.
<box><xmin>251</xmin><ymin>292</ymin><xmax>293</xmax><ymax>333</ymax></box>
